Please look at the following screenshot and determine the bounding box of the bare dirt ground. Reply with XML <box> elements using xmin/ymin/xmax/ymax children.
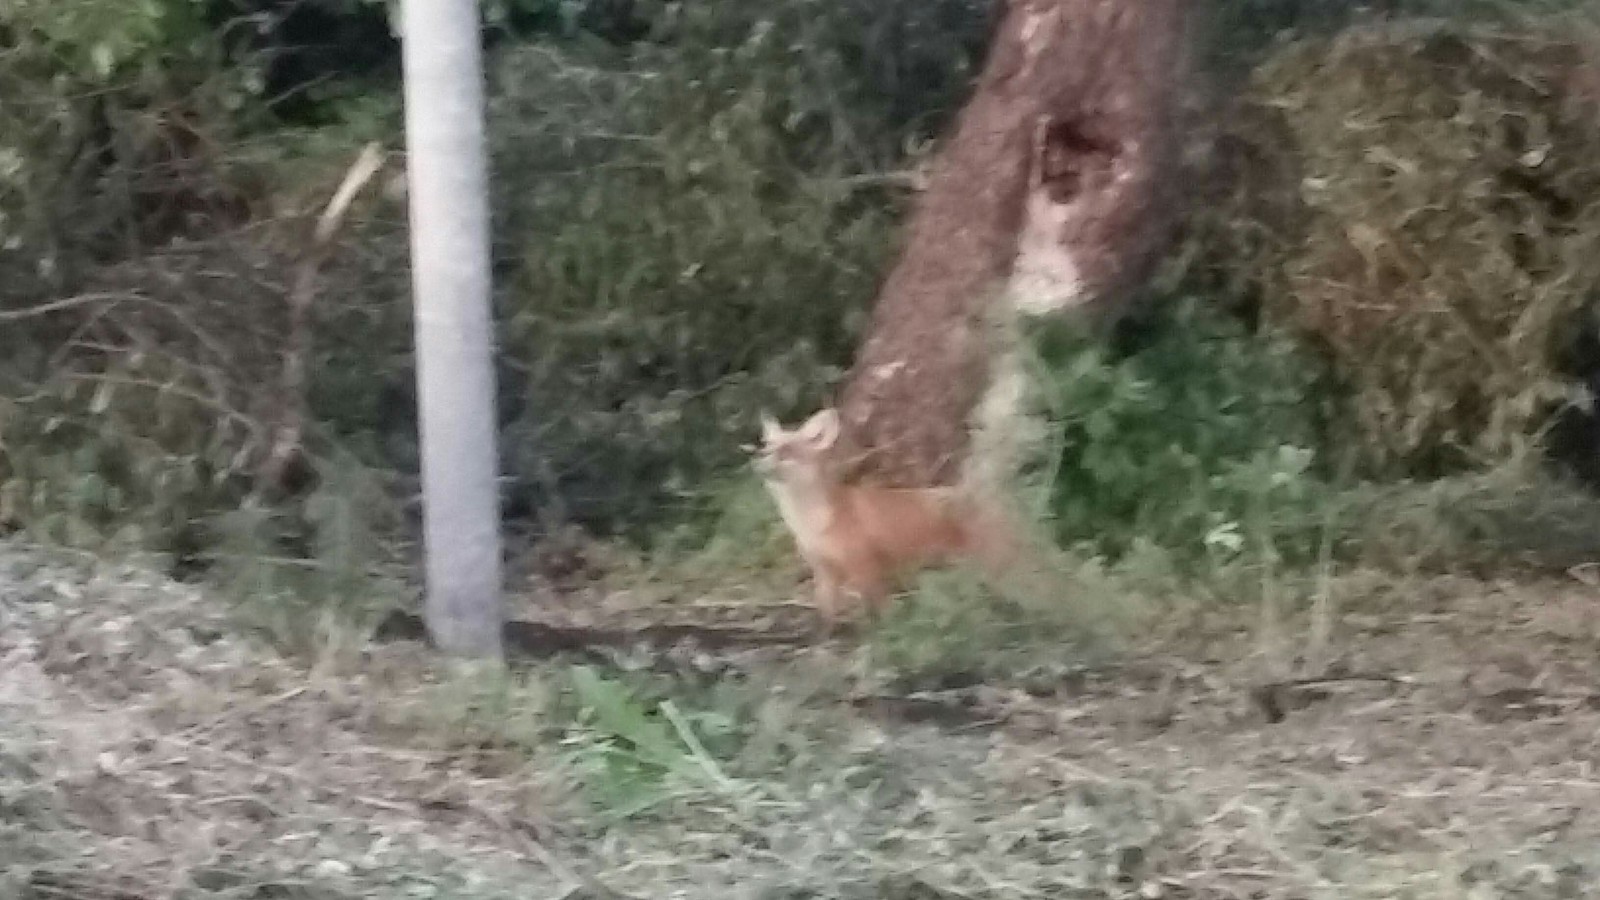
<box><xmin>3</xmin><ymin>541</ymin><xmax>1599</xmax><ymax>899</ymax></box>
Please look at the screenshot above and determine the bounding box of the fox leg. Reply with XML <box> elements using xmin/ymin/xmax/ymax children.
<box><xmin>856</xmin><ymin>575</ymin><xmax>895</xmax><ymax>617</ymax></box>
<box><xmin>811</xmin><ymin>562</ymin><xmax>846</xmax><ymax>629</ymax></box>
<box><xmin>842</xmin><ymin>557</ymin><xmax>895</xmax><ymax>622</ymax></box>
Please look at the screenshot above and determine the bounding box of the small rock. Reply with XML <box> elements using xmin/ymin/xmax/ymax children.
<box><xmin>315</xmin><ymin>859</ymin><xmax>352</xmax><ymax>878</ymax></box>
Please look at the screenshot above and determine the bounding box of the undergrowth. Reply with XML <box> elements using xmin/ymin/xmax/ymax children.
<box><xmin>391</xmin><ymin>656</ymin><xmax>854</xmax><ymax>824</ymax></box>
<box><xmin>4</xmin><ymin>0</ymin><xmax>1600</xmax><ymax>681</ymax></box>
<box><xmin>203</xmin><ymin>450</ymin><xmax>407</xmax><ymax>652</ymax></box>
<box><xmin>646</xmin><ymin>293</ymin><xmax>1600</xmax><ymax>687</ymax></box>
<box><xmin>869</xmin><ymin>564</ymin><xmax>1133</xmax><ymax>691</ymax></box>
<box><xmin>486</xmin><ymin>0</ymin><xmax>989</xmax><ymax>533</ymax></box>
<box><xmin>1211</xmin><ymin>17</ymin><xmax>1600</xmax><ymax>476</ymax></box>
<box><xmin>9</xmin><ymin>3</ymin><xmax>1600</xmax><ymax>894</ymax></box>
<box><xmin>1026</xmin><ymin>297</ymin><xmax>1338</xmax><ymax>571</ymax></box>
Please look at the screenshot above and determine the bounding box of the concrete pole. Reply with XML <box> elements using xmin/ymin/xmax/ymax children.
<box><xmin>400</xmin><ymin>0</ymin><xmax>504</xmax><ymax>659</ymax></box>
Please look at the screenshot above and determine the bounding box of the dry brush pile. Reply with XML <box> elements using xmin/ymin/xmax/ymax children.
<box><xmin>1188</xmin><ymin>18</ymin><xmax>1600</xmax><ymax>477</ymax></box>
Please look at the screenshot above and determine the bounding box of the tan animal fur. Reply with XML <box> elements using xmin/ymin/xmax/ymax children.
<box><xmin>753</xmin><ymin>407</ymin><xmax>1024</xmax><ymax>625</ymax></box>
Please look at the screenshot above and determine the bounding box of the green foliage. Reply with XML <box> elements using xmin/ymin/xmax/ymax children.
<box><xmin>1025</xmin><ymin>299</ymin><xmax>1337</xmax><ymax>570</ymax></box>
<box><xmin>406</xmin><ymin>663</ymin><xmax>556</xmax><ymax>754</ymax></box>
<box><xmin>6</xmin><ymin>0</ymin><xmax>1600</xmax><ymax>625</ymax></box>
<box><xmin>0</xmin><ymin>0</ymin><xmax>992</xmax><ymax>582</ymax></box>
<box><xmin>487</xmin><ymin>0</ymin><xmax>988</xmax><ymax>532</ymax></box>
<box><xmin>0</xmin><ymin>0</ymin><xmax>266</xmax><ymax>293</ymax></box>
<box><xmin>206</xmin><ymin>450</ymin><xmax>404</xmax><ymax>650</ymax></box>
<box><xmin>562</xmin><ymin>666</ymin><xmax>741</xmax><ymax>817</ymax></box>
<box><xmin>871</xmin><ymin>566</ymin><xmax>1124</xmax><ymax>691</ymax></box>
<box><xmin>0</xmin><ymin>351</ymin><xmax>248</xmax><ymax>554</ymax></box>
<box><xmin>3</xmin><ymin>0</ymin><xmax>212</xmax><ymax>82</ymax></box>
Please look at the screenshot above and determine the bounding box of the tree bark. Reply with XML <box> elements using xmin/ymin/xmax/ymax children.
<box><xmin>401</xmin><ymin>0</ymin><xmax>505</xmax><ymax>659</ymax></box>
<box><xmin>837</xmin><ymin>0</ymin><xmax>1192</xmax><ymax>488</ymax></box>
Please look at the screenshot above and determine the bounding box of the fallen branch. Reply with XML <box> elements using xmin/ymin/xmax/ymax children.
<box><xmin>257</xmin><ymin>141</ymin><xmax>388</xmax><ymax>493</ymax></box>
<box><xmin>373</xmin><ymin>610</ymin><xmax>818</xmax><ymax>660</ymax></box>
<box><xmin>1251</xmin><ymin>671</ymin><xmax>1412</xmax><ymax>723</ymax></box>
<box><xmin>0</xmin><ymin>292</ymin><xmax>130</xmax><ymax>322</ymax></box>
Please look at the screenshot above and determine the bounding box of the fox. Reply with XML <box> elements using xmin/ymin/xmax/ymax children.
<box><xmin>753</xmin><ymin>406</ymin><xmax>1025</xmax><ymax>626</ymax></box>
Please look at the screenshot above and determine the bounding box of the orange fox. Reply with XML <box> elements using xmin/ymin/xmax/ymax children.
<box><xmin>754</xmin><ymin>407</ymin><xmax>1023</xmax><ymax>625</ymax></box>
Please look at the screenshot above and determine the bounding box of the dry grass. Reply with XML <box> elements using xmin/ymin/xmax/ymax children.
<box><xmin>1193</xmin><ymin>17</ymin><xmax>1600</xmax><ymax>475</ymax></box>
<box><xmin>4</xmin><ymin>540</ymin><xmax>1600</xmax><ymax>899</ymax></box>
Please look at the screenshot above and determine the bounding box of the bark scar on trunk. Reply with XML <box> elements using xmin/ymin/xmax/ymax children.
<box><xmin>838</xmin><ymin>0</ymin><xmax>1191</xmax><ymax>490</ymax></box>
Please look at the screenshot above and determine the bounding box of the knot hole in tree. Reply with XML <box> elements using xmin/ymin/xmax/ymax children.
<box><xmin>1036</xmin><ymin>116</ymin><xmax>1120</xmax><ymax>205</ymax></box>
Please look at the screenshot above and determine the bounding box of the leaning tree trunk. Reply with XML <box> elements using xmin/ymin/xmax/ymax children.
<box><xmin>837</xmin><ymin>0</ymin><xmax>1193</xmax><ymax>488</ymax></box>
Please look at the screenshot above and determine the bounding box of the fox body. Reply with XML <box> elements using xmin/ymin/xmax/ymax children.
<box><xmin>754</xmin><ymin>407</ymin><xmax>1018</xmax><ymax>624</ymax></box>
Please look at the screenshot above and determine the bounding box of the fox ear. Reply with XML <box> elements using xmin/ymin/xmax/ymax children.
<box><xmin>759</xmin><ymin>412</ymin><xmax>784</xmax><ymax>445</ymax></box>
<box><xmin>799</xmin><ymin>407</ymin><xmax>841</xmax><ymax>449</ymax></box>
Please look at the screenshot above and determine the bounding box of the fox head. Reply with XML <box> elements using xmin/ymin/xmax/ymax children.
<box><xmin>753</xmin><ymin>407</ymin><xmax>841</xmax><ymax>485</ymax></box>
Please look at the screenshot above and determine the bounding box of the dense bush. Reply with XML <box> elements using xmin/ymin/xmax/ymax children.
<box><xmin>1026</xmin><ymin>299</ymin><xmax>1336</xmax><ymax>569</ymax></box>
<box><xmin>6</xmin><ymin>0</ymin><xmax>1600</xmax><ymax>596</ymax></box>
<box><xmin>0</xmin><ymin>0</ymin><xmax>270</xmax><ymax>292</ymax></box>
<box><xmin>485</xmin><ymin>0</ymin><xmax>990</xmax><ymax>532</ymax></box>
<box><xmin>0</xmin><ymin>0</ymin><xmax>387</xmax><ymax>559</ymax></box>
<box><xmin>1203</xmin><ymin>21</ymin><xmax>1600</xmax><ymax>476</ymax></box>
<box><xmin>0</xmin><ymin>0</ymin><xmax>992</xmax><ymax>553</ymax></box>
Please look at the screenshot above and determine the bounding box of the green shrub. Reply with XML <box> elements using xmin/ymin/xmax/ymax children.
<box><xmin>0</xmin><ymin>0</ymin><xmax>268</xmax><ymax>282</ymax></box>
<box><xmin>1025</xmin><ymin>298</ymin><xmax>1338</xmax><ymax>570</ymax></box>
<box><xmin>2</xmin><ymin>0</ymin><xmax>211</xmax><ymax>82</ymax></box>
<box><xmin>0</xmin><ymin>356</ymin><xmax>243</xmax><ymax>553</ymax></box>
<box><xmin>0</xmin><ymin>0</ymin><xmax>992</xmax><ymax>569</ymax></box>
<box><xmin>870</xmin><ymin>564</ymin><xmax>1129</xmax><ymax>690</ymax></box>
<box><xmin>12</xmin><ymin>0</ymin><xmax>1600</xmax><ymax>608</ymax></box>
<box><xmin>486</xmin><ymin>0</ymin><xmax>989</xmax><ymax>534</ymax></box>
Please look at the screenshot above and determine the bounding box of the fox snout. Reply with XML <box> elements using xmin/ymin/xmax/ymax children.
<box><xmin>751</xmin><ymin>450</ymin><xmax>778</xmax><ymax>477</ymax></box>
